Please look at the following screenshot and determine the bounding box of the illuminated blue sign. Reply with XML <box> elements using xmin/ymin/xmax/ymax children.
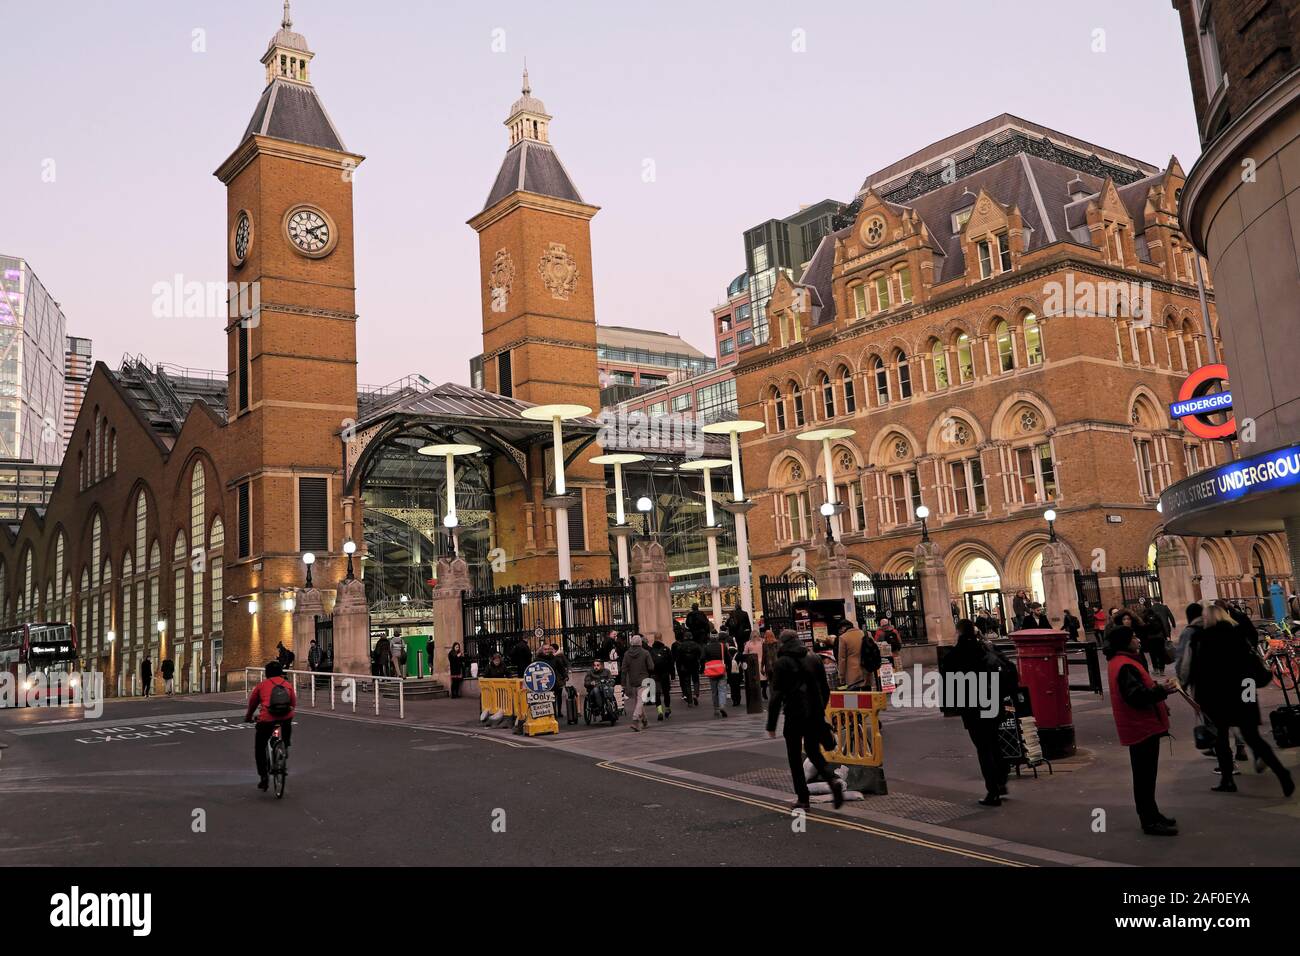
<box><xmin>1169</xmin><ymin>390</ymin><xmax>1233</xmax><ymax>419</ymax></box>
<box><xmin>1160</xmin><ymin>442</ymin><xmax>1300</xmax><ymax>520</ymax></box>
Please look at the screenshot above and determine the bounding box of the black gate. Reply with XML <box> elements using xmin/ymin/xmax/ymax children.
<box><xmin>1119</xmin><ymin>567</ymin><xmax>1162</xmax><ymax>605</ymax></box>
<box><xmin>760</xmin><ymin>574</ymin><xmax>815</xmax><ymax>635</ymax></box>
<box><xmin>1074</xmin><ymin>569</ymin><xmax>1101</xmax><ymax>619</ymax></box>
<box><xmin>857</xmin><ymin>574</ymin><xmax>926</xmax><ymax>646</ymax></box>
<box><xmin>314</xmin><ymin>616</ymin><xmax>334</xmax><ymax>669</ymax></box>
<box><xmin>462</xmin><ymin>579</ymin><xmax>637</xmax><ymax>668</ymax></box>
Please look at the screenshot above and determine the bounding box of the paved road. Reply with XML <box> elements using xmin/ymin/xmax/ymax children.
<box><xmin>0</xmin><ymin>696</ymin><xmax>1029</xmax><ymax>867</ymax></box>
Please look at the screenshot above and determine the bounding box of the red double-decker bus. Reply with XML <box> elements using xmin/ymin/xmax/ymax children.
<box><xmin>0</xmin><ymin>623</ymin><xmax>80</xmax><ymax>694</ymax></box>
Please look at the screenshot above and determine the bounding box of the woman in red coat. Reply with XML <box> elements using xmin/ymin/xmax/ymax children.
<box><xmin>1105</xmin><ymin>626</ymin><xmax>1178</xmax><ymax>836</ymax></box>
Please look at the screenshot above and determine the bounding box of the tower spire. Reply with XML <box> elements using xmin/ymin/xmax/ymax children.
<box><xmin>505</xmin><ymin>64</ymin><xmax>551</xmax><ymax>146</ymax></box>
<box><xmin>522</xmin><ymin>60</ymin><xmax>530</xmax><ymax>96</ymax></box>
<box><xmin>262</xmin><ymin>0</ymin><xmax>313</xmax><ymax>85</ymax></box>
<box><xmin>282</xmin><ymin>0</ymin><xmax>293</xmax><ymax>30</ymax></box>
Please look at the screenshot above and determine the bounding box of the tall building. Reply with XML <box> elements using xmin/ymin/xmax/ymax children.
<box><xmin>63</xmin><ymin>336</ymin><xmax>92</xmax><ymax>449</ymax></box>
<box><xmin>743</xmin><ymin>199</ymin><xmax>846</xmax><ymax>347</ymax></box>
<box><xmin>1164</xmin><ymin>1</ymin><xmax>1300</xmax><ymax>578</ymax></box>
<box><xmin>736</xmin><ymin>114</ymin><xmax>1274</xmax><ymax>631</ymax></box>
<box><xmin>0</xmin><ymin>255</ymin><xmax>66</xmax><ymax>465</ymax></box>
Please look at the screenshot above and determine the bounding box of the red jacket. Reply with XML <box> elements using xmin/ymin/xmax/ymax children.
<box><xmin>246</xmin><ymin>676</ymin><xmax>297</xmax><ymax>723</ymax></box>
<box><xmin>1107</xmin><ymin>652</ymin><xmax>1169</xmax><ymax>746</ymax></box>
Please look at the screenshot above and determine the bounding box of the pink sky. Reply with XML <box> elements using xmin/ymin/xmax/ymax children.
<box><xmin>0</xmin><ymin>0</ymin><xmax>1202</xmax><ymax>387</ymax></box>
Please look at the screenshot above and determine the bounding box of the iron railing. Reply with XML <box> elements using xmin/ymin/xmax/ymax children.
<box><xmin>461</xmin><ymin>579</ymin><xmax>637</xmax><ymax>667</ymax></box>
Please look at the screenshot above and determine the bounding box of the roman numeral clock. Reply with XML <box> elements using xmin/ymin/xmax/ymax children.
<box><xmin>283</xmin><ymin>203</ymin><xmax>338</xmax><ymax>258</ymax></box>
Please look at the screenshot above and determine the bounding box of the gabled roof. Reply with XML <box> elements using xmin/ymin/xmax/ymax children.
<box><xmin>481</xmin><ymin>139</ymin><xmax>583</xmax><ymax>212</ymax></box>
<box><xmin>242</xmin><ymin>79</ymin><xmax>346</xmax><ymax>152</ymax></box>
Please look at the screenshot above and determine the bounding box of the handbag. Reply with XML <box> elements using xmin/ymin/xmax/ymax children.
<box><xmin>1193</xmin><ymin>721</ymin><xmax>1217</xmax><ymax>750</ymax></box>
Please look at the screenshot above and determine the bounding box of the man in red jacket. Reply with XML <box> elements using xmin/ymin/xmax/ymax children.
<box><xmin>1105</xmin><ymin>626</ymin><xmax>1177</xmax><ymax>836</ymax></box>
<box><xmin>245</xmin><ymin>661</ymin><xmax>297</xmax><ymax>791</ymax></box>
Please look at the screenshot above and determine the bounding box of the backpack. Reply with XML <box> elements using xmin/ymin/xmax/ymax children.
<box><xmin>267</xmin><ymin>679</ymin><xmax>293</xmax><ymax>718</ymax></box>
<box><xmin>859</xmin><ymin>634</ymin><xmax>882</xmax><ymax>672</ymax></box>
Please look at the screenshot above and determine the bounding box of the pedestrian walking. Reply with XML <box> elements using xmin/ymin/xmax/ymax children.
<box><xmin>1062</xmin><ymin>609</ymin><xmax>1081</xmax><ymax>641</ymax></box>
<box><xmin>702</xmin><ymin>631</ymin><xmax>732</xmax><ymax>717</ymax></box>
<box><xmin>761</xmin><ymin>628</ymin><xmax>778</xmax><ymax>699</ymax></box>
<box><xmin>649</xmin><ymin>634</ymin><xmax>674</xmax><ymax>720</ymax></box>
<box><xmin>938</xmin><ymin>620</ymin><xmax>1011</xmax><ymax>807</ymax></box>
<box><xmin>447</xmin><ymin>642</ymin><xmax>464</xmax><ymax>698</ymax></box>
<box><xmin>140</xmin><ymin>655</ymin><xmax>153</xmax><ymax>698</ymax></box>
<box><xmin>743</xmin><ymin>628</ymin><xmax>765</xmax><ymax>703</ymax></box>
<box><xmin>673</xmin><ymin>634</ymin><xmax>702</xmax><ymax>706</ymax></box>
<box><xmin>766</xmin><ymin>629</ymin><xmax>844</xmax><ymax>810</ymax></box>
<box><xmin>723</xmin><ymin>628</ymin><xmax>744</xmax><ymax>707</ymax></box>
<box><xmin>834</xmin><ymin>620</ymin><xmax>878</xmax><ymax>690</ymax></box>
<box><xmin>1104</xmin><ymin>625</ymin><xmax>1178</xmax><ymax>836</ymax></box>
<box><xmin>1138</xmin><ymin>598</ymin><xmax>1172</xmax><ymax>675</ymax></box>
<box><xmin>160</xmin><ymin>657</ymin><xmax>175</xmax><ymax>696</ymax></box>
<box><xmin>390</xmin><ymin>634</ymin><xmax>407</xmax><ymax>679</ymax></box>
<box><xmin>1185</xmin><ymin>604</ymin><xmax>1294</xmax><ymax>797</ymax></box>
<box><xmin>620</xmin><ymin>634</ymin><xmax>656</xmax><ymax>731</ymax></box>
<box><xmin>685</xmin><ymin>603</ymin><xmax>711</xmax><ymax>643</ymax></box>
<box><xmin>1092</xmin><ymin>603</ymin><xmax>1108</xmax><ymax>643</ymax></box>
<box><xmin>372</xmin><ymin>634</ymin><xmax>390</xmax><ymax>676</ymax></box>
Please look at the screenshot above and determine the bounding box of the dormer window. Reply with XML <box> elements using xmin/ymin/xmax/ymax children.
<box><xmin>998</xmin><ymin>233</ymin><xmax>1012</xmax><ymax>272</ymax></box>
<box><xmin>977</xmin><ymin>240</ymin><xmax>993</xmax><ymax>279</ymax></box>
<box><xmin>951</xmin><ymin>208</ymin><xmax>973</xmax><ymax>235</ymax></box>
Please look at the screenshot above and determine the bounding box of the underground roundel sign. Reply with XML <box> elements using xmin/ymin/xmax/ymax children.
<box><xmin>523</xmin><ymin>660</ymin><xmax>556</xmax><ymax>693</ymax></box>
<box><xmin>1170</xmin><ymin>363</ymin><xmax>1235</xmax><ymax>441</ymax></box>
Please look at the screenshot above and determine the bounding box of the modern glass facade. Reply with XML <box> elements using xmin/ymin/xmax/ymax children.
<box><xmin>0</xmin><ymin>461</ymin><xmax>60</xmax><ymax>523</ymax></box>
<box><xmin>741</xmin><ymin>199</ymin><xmax>844</xmax><ymax>346</ymax></box>
<box><xmin>0</xmin><ymin>257</ymin><xmax>66</xmax><ymax>464</ymax></box>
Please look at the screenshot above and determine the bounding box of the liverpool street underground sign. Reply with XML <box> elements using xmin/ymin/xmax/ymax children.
<box><xmin>1170</xmin><ymin>363</ymin><xmax>1235</xmax><ymax>440</ymax></box>
<box><xmin>1159</xmin><ymin>441</ymin><xmax>1300</xmax><ymax>534</ymax></box>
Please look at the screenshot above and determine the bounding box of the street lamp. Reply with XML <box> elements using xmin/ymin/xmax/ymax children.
<box><xmin>302</xmin><ymin>551</ymin><xmax>315</xmax><ymax>588</ymax></box>
<box><xmin>796</xmin><ymin>427</ymin><xmax>857</xmax><ymax>543</ymax></box>
<box><xmin>418</xmin><ymin>442</ymin><xmax>482</xmax><ymax>556</ymax></box>
<box><xmin>343</xmin><ymin>539</ymin><xmax>358</xmax><ymax>580</ymax></box>
<box><xmin>247</xmin><ymin>598</ymin><xmax>259</xmax><ymax>615</ymax></box>
<box><xmin>591</xmin><ymin>452</ymin><xmax>646</xmax><ymax>583</ymax></box>
<box><xmin>156</xmin><ymin>616</ymin><xmax>167</xmax><ymax>635</ymax></box>
<box><xmin>1044</xmin><ymin>508</ymin><xmax>1058</xmax><ymax>542</ymax></box>
<box><xmin>915</xmin><ymin>504</ymin><xmax>931</xmax><ymax>543</ymax></box>
<box><xmin>701</xmin><ymin>418</ymin><xmax>765</xmax><ymax>618</ymax></box>
<box><xmin>680</xmin><ymin>458</ymin><xmax>733</xmax><ymax>628</ymax></box>
<box><xmin>522</xmin><ymin>404</ymin><xmax>592</xmax><ymax>583</ymax></box>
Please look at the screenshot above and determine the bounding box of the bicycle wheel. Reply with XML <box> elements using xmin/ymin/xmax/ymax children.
<box><xmin>271</xmin><ymin>740</ymin><xmax>288</xmax><ymax>799</ymax></box>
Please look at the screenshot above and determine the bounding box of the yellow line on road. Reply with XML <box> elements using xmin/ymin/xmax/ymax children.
<box><xmin>597</xmin><ymin>761</ymin><xmax>1032</xmax><ymax>867</ymax></box>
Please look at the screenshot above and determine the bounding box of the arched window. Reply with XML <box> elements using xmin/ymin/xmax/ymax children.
<box><xmin>149</xmin><ymin>541</ymin><xmax>161</xmax><ymax>642</ymax></box>
<box><xmin>872</xmin><ymin>357</ymin><xmax>889</xmax><ymax>406</ymax></box>
<box><xmin>995</xmin><ymin>320</ymin><xmax>1014</xmax><ymax>372</ymax></box>
<box><xmin>896</xmin><ymin>351</ymin><xmax>912</xmax><ymax>399</ymax></box>
<box><xmin>791</xmin><ymin>383</ymin><xmax>806</xmax><ymax>428</ymax></box>
<box><xmin>191</xmin><ymin>465</ymin><xmax>207</xmax><ymax>639</ymax></box>
<box><xmin>874</xmin><ymin>274</ymin><xmax>892</xmax><ymax>312</ymax></box>
<box><xmin>956</xmin><ymin>332</ymin><xmax>974</xmax><ymax>383</ymax></box>
<box><xmin>1023</xmin><ymin>312</ymin><xmax>1043</xmax><ymax>365</ymax></box>
<box><xmin>840</xmin><ymin>366</ymin><xmax>856</xmax><ymax>414</ymax></box>
<box><xmin>110</xmin><ymin>431</ymin><xmax>117</xmax><ymax>473</ymax></box>
<box><xmin>772</xmin><ymin>387</ymin><xmax>786</xmax><ymax>432</ymax></box>
<box><xmin>210</xmin><ymin>517</ymin><xmax>225</xmax><ymax>636</ymax></box>
<box><xmin>173</xmin><ymin>531</ymin><xmax>188</xmax><ymax>643</ymax></box>
<box><xmin>931</xmin><ymin>340</ymin><xmax>949</xmax><ymax>390</ymax></box>
<box><xmin>896</xmin><ymin>266</ymin><xmax>913</xmax><ymax>304</ymax></box>
<box><xmin>93</xmin><ymin>416</ymin><xmax>101</xmax><ymax>481</ymax></box>
<box><xmin>818</xmin><ymin>372</ymin><xmax>835</xmax><ymax>419</ymax></box>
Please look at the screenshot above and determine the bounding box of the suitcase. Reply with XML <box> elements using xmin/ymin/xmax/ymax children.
<box><xmin>1268</xmin><ymin>656</ymin><xmax>1300</xmax><ymax>749</ymax></box>
<box><xmin>564</xmin><ymin>685</ymin><xmax>578</xmax><ymax>725</ymax></box>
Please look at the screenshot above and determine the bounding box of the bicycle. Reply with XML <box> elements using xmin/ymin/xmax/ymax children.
<box><xmin>267</xmin><ymin>724</ymin><xmax>289</xmax><ymax>799</ymax></box>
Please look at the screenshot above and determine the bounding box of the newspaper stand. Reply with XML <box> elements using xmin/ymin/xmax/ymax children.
<box><xmin>998</xmin><ymin>687</ymin><xmax>1053</xmax><ymax>778</ymax></box>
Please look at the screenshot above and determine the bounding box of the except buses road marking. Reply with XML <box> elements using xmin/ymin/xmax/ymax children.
<box><xmin>596</xmin><ymin>760</ymin><xmax>1032</xmax><ymax>867</ymax></box>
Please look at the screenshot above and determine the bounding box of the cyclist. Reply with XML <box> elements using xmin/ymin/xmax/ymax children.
<box><xmin>244</xmin><ymin>660</ymin><xmax>297</xmax><ymax>791</ymax></box>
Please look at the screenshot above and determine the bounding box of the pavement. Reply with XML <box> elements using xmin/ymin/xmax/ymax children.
<box><xmin>1</xmin><ymin>673</ymin><xmax>1297</xmax><ymax>867</ymax></box>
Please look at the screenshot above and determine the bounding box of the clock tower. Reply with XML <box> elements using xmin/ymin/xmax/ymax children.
<box><xmin>468</xmin><ymin>71</ymin><xmax>610</xmax><ymax>584</ymax></box>
<box><xmin>214</xmin><ymin>1</ymin><xmax>364</xmax><ymax>662</ymax></box>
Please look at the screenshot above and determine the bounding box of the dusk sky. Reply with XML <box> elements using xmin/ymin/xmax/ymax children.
<box><xmin>2</xmin><ymin>0</ymin><xmax>1201</xmax><ymax>387</ymax></box>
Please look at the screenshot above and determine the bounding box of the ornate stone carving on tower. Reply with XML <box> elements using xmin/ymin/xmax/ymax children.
<box><xmin>468</xmin><ymin>70</ymin><xmax>609</xmax><ymax>585</ymax></box>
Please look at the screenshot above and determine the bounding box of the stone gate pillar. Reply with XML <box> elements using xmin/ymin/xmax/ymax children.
<box><xmin>914</xmin><ymin>539</ymin><xmax>956</xmax><ymax>646</ymax></box>
<box><xmin>331</xmin><ymin>575</ymin><xmax>370</xmax><ymax>676</ymax></box>
<box><xmin>432</xmin><ymin>554</ymin><xmax>469</xmax><ymax>685</ymax></box>
<box><xmin>631</xmin><ymin>538</ymin><xmax>673</xmax><ymax>645</ymax></box>
<box><xmin>1040</xmin><ymin>541</ymin><xmax>1077</xmax><ymax>629</ymax></box>
<box><xmin>815</xmin><ymin>540</ymin><xmax>856</xmax><ymax>626</ymax></box>
<box><xmin>291</xmin><ymin>586</ymin><xmax>324</xmax><ymax>669</ymax></box>
<box><xmin>1155</xmin><ymin>535</ymin><xmax>1196</xmax><ymax>626</ymax></box>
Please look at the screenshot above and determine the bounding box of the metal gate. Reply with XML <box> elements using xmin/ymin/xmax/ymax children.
<box><xmin>760</xmin><ymin>574</ymin><xmax>816</xmax><ymax>635</ymax></box>
<box><xmin>1074</xmin><ymin>570</ymin><xmax>1101</xmax><ymax>619</ymax></box>
<box><xmin>462</xmin><ymin>579</ymin><xmax>637</xmax><ymax>668</ymax></box>
<box><xmin>858</xmin><ymin>574</ymin><xmax>926</xmax><ymax>645</ymax></box>
<box><xmin>1119</xmin><ymin>567</ymin><xmax>1161</xmax><ymax>605</ymax></box>
<box><xmin>314</xmin><ymin>616</ymin><xmax>334</xmax><ymax>669</ymax></box>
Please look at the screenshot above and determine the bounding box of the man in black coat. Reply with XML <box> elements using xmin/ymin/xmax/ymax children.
<box><xmin>649</xmin><ymin>635</ymin><xmax>675</xmax><ymax>720</ymax></box>
<box><xmin>508</xmin><ymin>638</ymin><xmax>532</xmax><ymax>677</ymax></box>
<box><xmin>673</xmin><ymin>636</ymin><xmax>702</xmax><ymax>706</ymax></box>
<box><xmin>685</xmin><ymin>603</ymin><xmax>711</xmax><ymax>643</ymax></box>
<box><xmin>766</xmin><ymin>630</ymin><xmax>843</xmax><ymax>809</ymax></box>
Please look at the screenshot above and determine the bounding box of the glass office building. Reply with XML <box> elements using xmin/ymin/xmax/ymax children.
<box><xmin>0</xmin><ymin>257</ymin><xmax>67</xmax><ymax>464</ymax></box>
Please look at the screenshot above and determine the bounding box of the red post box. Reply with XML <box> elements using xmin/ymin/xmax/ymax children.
<box><xmin>1010</xmin><ymin>628</ymin><xmax>1075</xmax><ymax>758</ymax></box>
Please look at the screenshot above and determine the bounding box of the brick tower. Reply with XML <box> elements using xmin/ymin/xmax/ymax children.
<box><xmin>468</xmin><ymin>70</ymin><xmax>610</xmax><ymax>585</ymax></box>
<box><xmin>214</xmin><ymin>1</ymin><xmax>364</xmax><ymax>666</ymax></box>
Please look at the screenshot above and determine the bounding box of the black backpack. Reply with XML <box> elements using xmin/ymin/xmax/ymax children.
<box><xmin>859</xmin><ymin>634</ymin><xmax>882</xmax><ymax>672</ymax></box>
<box><xmin>267</xmin><ymin>679</ymin><xmax>293</xmax><ymax>718</ymax></box>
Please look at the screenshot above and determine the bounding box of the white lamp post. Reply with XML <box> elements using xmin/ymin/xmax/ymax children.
<box><xmin>680</xmin><ymin>458</ymin><xmax>733</xmax><ymax>629</ymax></box>
<box><xmin>701</xmin><ymin>419</ymin><xmax>765</xmax><ymax>619</ymax></box>
<box><xmin>796</xmin><ymin>427</ymin><xmax>857</xmax><ymax>543</ymax></box>
<box><xmin>590</xmin><ymin>452</ymin><xmax>646</xmax><ymax>583</ymax></box>
<box><xmin>419</xmin><ymin>442</ymin><xmax>482</xmax><ymax>554</ymax></box>
<box><xmin>302</xmin><ymin>551</ymin><xmax>315</xmax><ymax>588</ymax></box>
<box><xmin>521</xmin><ymin>404</ymin><xmax>592</xmax><ymax>583</ymax></box>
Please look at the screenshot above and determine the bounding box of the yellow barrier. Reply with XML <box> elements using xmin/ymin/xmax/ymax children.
<box><xmin>514</xmin><ymin>683</ymin><xmax>558</xmax><ymax>737</ymax></box>
<box><xmin>822</xmin><ymin>690</ymin><xmax>886</xmax><ymax>767</ymax></box>
<box><xmin>479</xmin><ymin>678</ymin><xmax>520</xmax><ymax>718</ymax></box>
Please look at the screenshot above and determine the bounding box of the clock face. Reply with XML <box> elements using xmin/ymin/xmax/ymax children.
<box><xmin>287</xmin><ymin>207</ymin><xmax>331</xmax><ymax>255</ymax></box>
<box><xmin>233</xmin><ymin>213</ymin><xmax>251</xmax><ymax>262</ymax></box>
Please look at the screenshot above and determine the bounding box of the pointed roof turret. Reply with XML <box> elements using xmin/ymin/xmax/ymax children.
<box><xmin>480</xmin><ymin>67</ymin><xmax>583</xmax><ymax>214</ymax></box>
